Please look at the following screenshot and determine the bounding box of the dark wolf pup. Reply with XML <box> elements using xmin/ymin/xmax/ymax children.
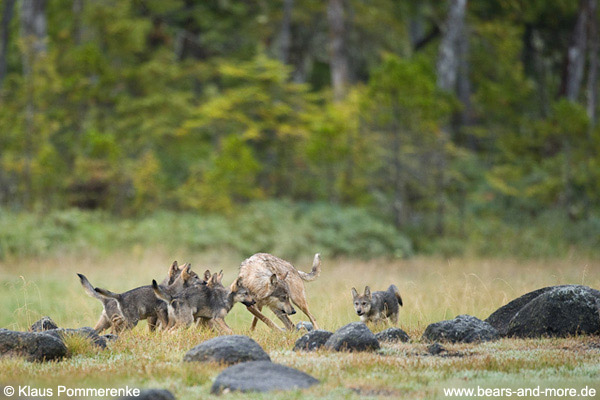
<box><xmin>85</xmin><ymin>262</ymin><xmax>201</xmax><ymax>332</ymax></box>
<box><xmin>152</xmin><ymin>271</ymin><xmax>255</xmax><ymax>333</ymax></box>
<box><xmin>351</xmin><ymin>285</ymin><xmax>403</xmax><ymax>325</ymax></box>
<box><xmin>77</xmin><ymin>273</ymin><xmax>124</xmax><ymax>333</ymax></box>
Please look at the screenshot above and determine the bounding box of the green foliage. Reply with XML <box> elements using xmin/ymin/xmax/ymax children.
<box><xmin>0</xmin><ymin>202</ymin><xmax>412</xmax><ymax>261</ymax></box>
<box><xmin>0</xmin><ymin>0</ymin><xmax>599</xmax><ymax>259</ymax></box>
<box><xmin>361</xmin><ymin>54</ymin><xmax>453</xmax><ymax>230</ymax></box>
<box><xmin>304</xmin><ymin>88</ymin><xmax>374</xmax><ymax>204</ymax></box>
<box><xmin>178</xmin><ymin>135</ymin><xmax>263</xmax><ymax>212</ymax></box>
<box><xmin>488</xmin><ymin>100</ymin><xmax>597</xmax><ymax>214</ymax></box>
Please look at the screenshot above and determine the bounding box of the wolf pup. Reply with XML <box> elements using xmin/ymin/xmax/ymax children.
<box><xmin>77</xmin><ymin>273</ymin><xmax>125</xmax><ymax>333</ymax></box>
<box><xmin>152</xmin><ymin>271</ymin><xmax>254</xmax><ymax>333</ymax></box>
<box><xmin>237</xmin><ymin>253</ymin><xmax>321</xmax><ymax>331</ymax></box>
<box><xmin>91</xmin><ymin>263</ymin><xmax>201</xmax><ymax>331</ymax></box>
<box><xmin>351</xmin><ymin>285</ymin><xmax>403</xmax><ymax>325</ymax></box>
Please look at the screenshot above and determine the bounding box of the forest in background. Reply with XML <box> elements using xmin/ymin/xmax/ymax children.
<box><xmin>1</xmin><ymin>0</ymin><xmax>600</xmax><ymax>259</ymax></box>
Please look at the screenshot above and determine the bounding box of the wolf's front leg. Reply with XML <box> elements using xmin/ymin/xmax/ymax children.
<box><xmin>272</xmin><ymin>308</ymin><xmax>295</xmax><ymax>330</ymax></box>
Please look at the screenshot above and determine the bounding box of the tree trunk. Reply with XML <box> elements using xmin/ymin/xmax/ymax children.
<box><xmin>0</xmin><ymin>0</ymin><xmax>16</xmax><ymax>89</ymax></box>
<box><xmin>20</xmin><ymin>0</ymin><xmax>48</xmax><ymax>208</ymax></box>
<box><xmin>435</xmin><ymin>0</ymin><xmax>468</xmax><ymax>236</ymax></box>
<box><xmin>436</xmin><ymin>0</ymin><xmax>467</xmax><ymax>92</ymax></box>
<box><xmin>327</xmin><ymin>0</ymin><xmax>349</xmax><ymax>102</ymax></box>
<box><xmin>278</xmin><ymin>0</ymin><xmax>293</xmax><ymax>65</ymax></box>
<box><xmin>72</xmin><ymin>0</ymin><xmax>84</xmax><ymax>45</ymax></box>
<box><xmin>390</xmin><ymin>100</ymin><xmax>407</xmax><ymax>230</ymax></box>
<box><xmin>456</xmin><ymin>23</ymin><xmax>472</xmax><ymax>134</ymax></box>
<box><xmin>563</xmin><ymin>0</ymin><xmax>590</xmax><ymax>101</ymax></box>
<box><xmin>586</xmin><ymin>0</ymin><xmax>598</xmax><ymax>125</ymax></box>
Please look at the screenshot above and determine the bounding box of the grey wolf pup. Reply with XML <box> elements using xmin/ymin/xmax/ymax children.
<box><xmin>91</xmin><ymin>262</ymin><xmax>201</xmax><ymax>332</ymax></box>
<box><xmin>237</xmin><ymin>253</ymin><xmax>321</xmax><ymax>331</ymax></box>
<box><xmin>77</xmin><ymin>273</ymin><xmax>125</xmax><ymax>333</ymax></box>
<box><xmin>78</xmin><ymin>261</ymin><xmax>192</xmax><ymax>333</ymax></box>
<box><xmin>351</xmin><ymin>285</ymin><xmax>403</xmax><ymax>325</ymax></box>
<box><xmin>152</xmin><ymin>271</ymin><xmax>255</xmax><ymax>334</ymax></box>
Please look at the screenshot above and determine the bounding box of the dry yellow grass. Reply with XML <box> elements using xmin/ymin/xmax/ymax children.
<box><xmin>1</xmin><ymin>251</ymin><xmax>599</xmax><ymax>399</ymax></box>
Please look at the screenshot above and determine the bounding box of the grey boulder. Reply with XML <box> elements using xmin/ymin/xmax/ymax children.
<box><xmin>102</xmin><ymin>333</ymin><xmax>119</xmax><ymax>342</ymax></box>
<box><xmin>29</xmin><ymin>316</ymin><xmax>59</xmax><ymax>332</ymax></box>
<box><xmin>183</xmin><ymin>335</ymin><xmax>270</xmax><ymax>365</ymax></box>
<box><xmin>324</xmin><ymin>322</ymin><xmax>380</xmax><ymax>352</ymax></box>
<box><xmin>0</xmin><ymin>329</ymin><xmax>67</xmax><ymax>362</ymax></box>
<box><xmin>293</xmin><ymin>330</ymin><xmax>333</xmax><ymax>352</ymax></box>
<box><xmin>422</xmin><ymin>314</ymin><xmax>499</xmax><ymax>343</ymax></box>
<box><xmin>211</xmin><ymin>361</ymin><xmax>319</xmax><ymax>394</ymax></box>
<box><xmin>295</xmin><ymin>321</ymin><xmax>314</xmax><ymax>332</ymax></box>
<box><xmin>486</xmin><ymin>285</ymin><xmax>571</xmax><ymax>335</ymax></box>
<box><xmin>506</xmin><ymin>285</ymin><xmax>600</xmax><ymax>338</ymax></box>
<box><xmin>43</xmin><ymin>327</ymin><xmax>107</xmax><ymax>349</ymax></box>
<box><xmin>375</xmin><ymin>327</ymin><xmax>410</xmax><ymax>343</ymax></box>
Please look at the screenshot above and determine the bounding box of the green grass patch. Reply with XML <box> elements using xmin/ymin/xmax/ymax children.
<box><xmin>1</xmin><ymin>255</ymin><xmax>599</xmax><ymax>398</ymax></box>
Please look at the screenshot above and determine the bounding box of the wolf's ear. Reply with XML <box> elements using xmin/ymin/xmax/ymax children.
<box><xmin>231</xmin><ymin>276</ymin><xmax>244</xmax><ymax>291</ymax></box>
<box><xmin>282</xmin><ymin>271</ymin><xmax>289</xmax><ymax>281</ymax></box>
<box><xmin>217</xmin><ymin>270</ymin><xmax>224</xmax><ymax>283</ymax></box>
<box><xmin>169</xmin><ymin>261</ymin><xmax>179</xmax><ymax>276</ymax></box>
<box><xmin>351</xmin><ymin>287</ymin><xmax>359</xmax><ymax>299</ymax></box>
<box><xmin>270</xmin><ymin>274</ymin><xmax>278</xmax><ymax>286</ymax></box>
<box><xmin>204</xmin><ymin>269</ymin><xmax>211</xmax><ymax>281</ymax></box>
<box><xmin>181</xmin><ymin>265</ymin><xmax>192</xmax><ymax>281</ymax></box>
<box><xmin>364</xmin><ymin>286</ymin><xmax>371</xmax><ymax>298</ymax></box>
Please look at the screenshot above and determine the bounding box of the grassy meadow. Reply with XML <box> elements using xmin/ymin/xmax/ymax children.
<box><xmin>1</xmin><ymin>252</ymin><xmax>599</xmax><ymax>399</ymax></box>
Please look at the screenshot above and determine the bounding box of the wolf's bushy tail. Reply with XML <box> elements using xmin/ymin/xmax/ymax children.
<box><xmin>297</xmin><ymin>253</ymin><xmax>321</xmax><ymax>282</ymax></box>
<box><xmin>388</xmin><ymin>284</ymin><xmax>403</xmax><ymax>307</ymax></box>
<box><xmin>152</xmin><ymin>279</ymin><xmax>171</xmax><ymax>303</ymax></box>
<box><xmin>77</xmin><ymin>273</ymin><xmax>104</xmax><ymax>300</ymax></box>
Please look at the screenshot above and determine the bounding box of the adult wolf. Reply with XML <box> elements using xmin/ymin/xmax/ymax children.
<box><xmin>238</xmin><ymin>253</ymin><xmax>321</xmax><ymax>331</ymax></box>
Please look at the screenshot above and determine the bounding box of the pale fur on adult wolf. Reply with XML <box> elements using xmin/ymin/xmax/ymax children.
<box><xmin>152</xmin><ymin>271</ymin><xmax>254</xmax><ymax>333</ymax></box>
<box><xmin>351</xmin><ymin>285</ymin><xmax>403</xmax><ymax>325</ymax></box>
<box><xmin>237</xmin><ymin>253</ymin><xmax>321</xmax><ymax>331</ymax></box>
<box><xmin>88</xmin><ymin>262</ymin><xmax>201</xmax><ymax>332</ymax></box>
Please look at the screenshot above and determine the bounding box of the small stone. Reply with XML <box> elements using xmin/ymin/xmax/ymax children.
<box><xmin>427</xmin><ymin>343</ymin><xmax>446</xmax><ymax>355</ymax></box>
<box><xmin>324</xmin><ymin>322</ymin><xmax>380</xmax><ymax>352</ymax></box>
<box><xmin>422</xmin><ymin>315</ymin><xmax>499</xmax><ymax>343</ymax></box>
<box><xmin>375</xmin><ymin>327</ymin><xmax>410</xmax><ymax>343</ymax></box>
<box><xmin>296</xmin><ymin>321</ymin><xmax>314</xmax><ymax>332</ymax></box>
<box><xmin>29</xmin><ymin>316</ymin><xmax>59</xmax><ymax>332</ymax></box>
<box><xmin>293</xmin><ymin>330</ymin><xmax>333</xmax><ymax>352</ymax></box>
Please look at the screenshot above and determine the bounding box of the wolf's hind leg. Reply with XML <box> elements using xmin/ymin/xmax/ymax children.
<box><xmin>292</xmin><ymin>296</ymin><xmax>319</xmax><ymax>330</ymax></box>
<box><xmin>93</xmin><ymin>312</ymin><xmax>111</xmax><ymax>333</ymax></box>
